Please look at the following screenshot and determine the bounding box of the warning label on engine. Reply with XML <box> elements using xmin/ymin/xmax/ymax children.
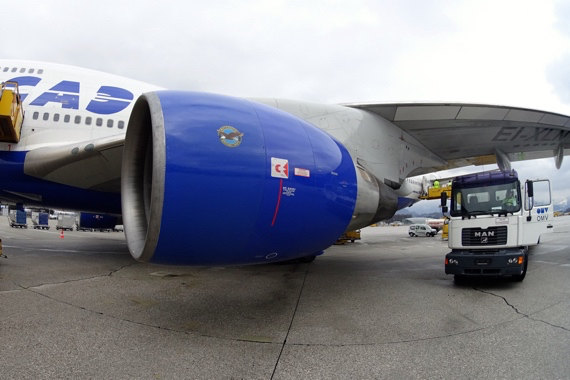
<box><xmin>294</xmin><ymin>167</ymin><xmax>310</xmax><ymax>177</ymax></box>
<box><xmin>271</xmin><ymin>157</ymin><xmax>289</xmax><ymax>179</ymax></box>
<box><xmin>282</xmin><ymin>186</ymin><xmax>296</xmax><ymax>196</ymax></box>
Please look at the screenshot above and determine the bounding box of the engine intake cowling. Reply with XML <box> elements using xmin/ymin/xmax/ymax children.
<box><xmin>121</xmin><ymin>91</ymin><xmax>357</xmax><ymax>265</ymax></box>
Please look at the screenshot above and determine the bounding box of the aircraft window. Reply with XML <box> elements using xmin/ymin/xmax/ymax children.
<box><xmin>96</xmin><ymin>118</ymin><xmax>103</xmax><ymax>126</ymax></box>
<box><xmin>38</xmin><ymin>69</ymin><xmax>44</xmax><ymax>74</ymax></box>
<box><xmin>118</xmin><ymin>120</ymin><xmax>125</xmax><ymax>129</ymax></box>
<box><xmin>29</xmin><ymin>68</ymin><xmax>35</xmax><ymax>74</ymax></box>
<box><xmin>11</xmin><ymin>67</ymin><xmax>17</xmax><ymax>72</ymax></box>
<box><xmin>85</xmin><ymin>117</ymin><xmax>92</xmax><ymax>125</ymax></box>
<box><xmin>43</xmin><ymin>113</ymin><xmax>49</xmax><ymax>121</ymax></box>
<box><xmin>2</xmin><ymin>67</ymin><xmax>8</xmax><ymax>72</ymax></box>
<box><xmin>75</xmin><ymin>116</ymin><xmax>81</xmax><ymax>124</ymax></box>
<box><xmin>19</xmin><ymin>68</ymin><xmax>26</xmax><ymax>73</ymax></box>
<box><xmin>64</xmin><ymin>115</ymin><xmax>70</xmax><ymax>123</ymax></box>
<box><xmin>33</xmin><ymin>112</ymin><xmax>39</xmax><ymax>120</ymax></box>
<box><xmin>53</xmin><ymin>114</ymin><xmax>60</xmax><ymax>122</ymax></box>
<box><xmin>107</xmin><ymin>119</ymin><xmax>113</xmax><ymax>128</ymax></box>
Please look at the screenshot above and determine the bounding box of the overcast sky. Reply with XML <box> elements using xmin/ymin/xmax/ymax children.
<box><xmin>2</xmin><ymin>0</ymin><xmax>570</xmax><ymax>201</ymax></box>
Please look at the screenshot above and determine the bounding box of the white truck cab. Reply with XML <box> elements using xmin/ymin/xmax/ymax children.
<box><xmin>443</xmin><ymin>170</ymin><xmax>553</xmax><ymax>283</ymax></box>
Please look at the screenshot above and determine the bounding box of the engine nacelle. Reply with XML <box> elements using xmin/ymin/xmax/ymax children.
<box><xmin>121</xmin><ymin>91</ymin><xmax>358</xmax><ymax>265</ymax></box>
<box><xmin>347</xmin><ymin>165</ymin><xmax>398</xmax><ymax>230</ymax></box>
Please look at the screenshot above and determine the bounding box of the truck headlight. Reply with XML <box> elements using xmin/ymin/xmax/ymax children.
<box><xmin>508</xmin><ymin>256</ymin><xmax>524</xmax><ymax>265</ymax></box>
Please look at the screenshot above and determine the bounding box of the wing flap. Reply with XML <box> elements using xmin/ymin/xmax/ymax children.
<box><xmin>24</xmin><ymin>134</ymin><xmax>124</xmax><ymax>192</ymax></box>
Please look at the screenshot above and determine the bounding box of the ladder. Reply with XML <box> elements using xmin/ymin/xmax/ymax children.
<box><xmin>0</xmin><ymin>81</ymin><xmax>24</xmax><ymax>143</ymax></box>
<box><xmin>419</xmin><ymin>183</ymin><xmax>451</xmax><ymax>200</ymax></box>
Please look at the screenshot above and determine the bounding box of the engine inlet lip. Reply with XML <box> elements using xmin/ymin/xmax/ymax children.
<box><xmin>121</xmin><ymin>92</ymin><xmax>166</xmax><ymax>262</ymax></box>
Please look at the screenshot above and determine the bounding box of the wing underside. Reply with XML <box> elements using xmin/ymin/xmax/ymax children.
<box><xmin>348</xmin><ymin>103</ymin><xmax>570</xmax><ymax>172</ymax></box>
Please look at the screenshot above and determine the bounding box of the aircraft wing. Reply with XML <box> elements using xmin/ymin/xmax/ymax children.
<box><xmin>348</xmin><ymin>103</ymin><xmax>570</xmax><ymax>171</ymax></box>
<box><xmin>23</xmin><ymin>134</ymin><xmax>124</xmax><ymax>192</ymax></box>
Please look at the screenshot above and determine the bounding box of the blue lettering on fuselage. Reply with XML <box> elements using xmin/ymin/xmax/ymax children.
<box><xmin>7</xmin><ymin>76</ymin><xmax>134</xmax><ymax>115</ymax></box>
<box><xmin>86</xmin><ymin>86</ymin><xmax>134</xmax><ymax>114</ymax></box>
<box><xmin>30</xmin><ymin>80</ymin><xmax>80</xmax><ymax>109</ymax></box>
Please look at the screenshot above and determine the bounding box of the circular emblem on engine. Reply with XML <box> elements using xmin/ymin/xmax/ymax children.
<box><xmin>217</xmin><ymin>126</ymin><xmax>243</xmax><ymax>148</ymax></box>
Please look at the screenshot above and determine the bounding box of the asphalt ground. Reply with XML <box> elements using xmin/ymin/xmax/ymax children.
<box><xmin>1</xmin><ymin>216</ymin><xmax>569</xmax><ymax>379</ymax></box>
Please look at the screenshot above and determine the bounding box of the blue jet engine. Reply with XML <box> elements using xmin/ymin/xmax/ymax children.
<box><xmin>122</xmin><ymin>91</ymin><xmax>358</xmax><ymax>265</ymax></box>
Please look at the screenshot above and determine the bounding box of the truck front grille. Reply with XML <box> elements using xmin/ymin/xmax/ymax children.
<box><xmin>461</xmin><ymin>226</ymin><xmax>507</xmax><ymax>246</ymax></box>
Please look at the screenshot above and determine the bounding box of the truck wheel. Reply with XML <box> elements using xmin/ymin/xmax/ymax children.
<box><xmin>454</xmin><ymin>275</ymin><xmax>467</xmax><ymax>285</ymax></box>
<box><xmin>409</xmin><ymin>232</ymin><xmax>414</xmax><ymax>237</ymax></box>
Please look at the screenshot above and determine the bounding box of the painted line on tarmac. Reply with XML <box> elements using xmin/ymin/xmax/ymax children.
<box><xmin>3</xmin><ymin>245</ymin><xmax>127</xmax><ymax>255</ymax></box>
<box><xmin>533</xmin><ymin>260</ymin><xmax>570</xmax><ymax>268</ymax></box>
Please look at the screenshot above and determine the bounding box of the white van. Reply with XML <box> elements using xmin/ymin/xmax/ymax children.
<box><xmin>408</xmin><ymin>224</ymin><xmax>437</xmax><ymax>237</ymax></box>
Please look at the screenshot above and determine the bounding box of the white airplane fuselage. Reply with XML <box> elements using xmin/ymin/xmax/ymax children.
<box><xmin>0</xmin><ymin>60</ymin><xmax>161</xmax><ymax>151</ymax></box>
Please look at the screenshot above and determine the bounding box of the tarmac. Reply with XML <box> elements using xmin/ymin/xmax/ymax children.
<box><xmin>1</xmin><ymin>216</ymin><xmax>569</xmax><ymax>379</ymax></box>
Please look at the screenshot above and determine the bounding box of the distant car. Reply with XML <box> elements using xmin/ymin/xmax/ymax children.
<box><xmin>408</xmin><ymin>224</ymin><xmax>437</xmax><ymax>237</ymax></box>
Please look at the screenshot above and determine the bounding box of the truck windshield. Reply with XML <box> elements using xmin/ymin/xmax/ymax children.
<box><xmin>451</xmin><ymin>181</ymin><xmax>521</xmax><ymax>217</ymax></box>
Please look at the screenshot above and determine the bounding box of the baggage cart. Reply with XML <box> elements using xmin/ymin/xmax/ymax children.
<box><xmin>32</xmin><ymin>212</ymin><xmax>50</xmax><ymax>230</ymax></box>
<box><xmin>77</xmin><ymin>212</ymin><xmax>117</xmax><ymax>232</ymax></box>
<box><xmin>8</xmin><ymin>210</ymin><xmax>27</xmax><ymax>228</ymax></box>
<box><xmin>56</xmin><ymin>214</ymin><xmax>75</xmax><ymax>231</ymax></box>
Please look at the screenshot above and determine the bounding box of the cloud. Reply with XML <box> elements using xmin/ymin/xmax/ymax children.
<box><xmin>547</xmin><ymin>1</ymin><xmax>570</xmax><ymax>104</ymax></box>
<box><xmin>553</xmin><ymin>0</ymin><xmax>570</xmax><ymax>35</ymax></box>
<box><xmin>548</xmin><ymin>55</ymin><xmax>570</xmax><ymax>103</ymax></box>
<box><xmin>5</xmin><ymin>0</ymin><xmax>567</xmax><ymax>106</ymax></box>
<box><xmin>513</xmin><ymin>158</ymin><xmax>570</xmax><ymax>202</ymax></box>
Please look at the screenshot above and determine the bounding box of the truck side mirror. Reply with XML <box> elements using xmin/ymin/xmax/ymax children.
<box><xmin>440</xmin><ymin>192</ymin><xmax>448</xmax><ymax>214</ymax></box>
<box><xmin>526</xmin><ymin>181</ymin><xmax>534</xmax><ymax>221</ymax></box>
<box><xmin>526</xmin><ymin>181</ymin><xmax>534</xmax><ymax>198</ymax></box>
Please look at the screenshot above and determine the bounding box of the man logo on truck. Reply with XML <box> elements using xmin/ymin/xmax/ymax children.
<box><xmin>474</xmin><ymin>231</ymin><xmax>494</xmax><ymax>237</ymax></box>
<box><xmin>474</xmin><ymin>230</ymin><xmax>494</xmax><ymax>244</ymax></box>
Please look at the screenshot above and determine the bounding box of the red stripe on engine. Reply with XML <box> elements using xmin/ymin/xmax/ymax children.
<box><xmin>271</xmin><ymin>179</ymin><xmax>283</xmax><ymax>226</ymax></box>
